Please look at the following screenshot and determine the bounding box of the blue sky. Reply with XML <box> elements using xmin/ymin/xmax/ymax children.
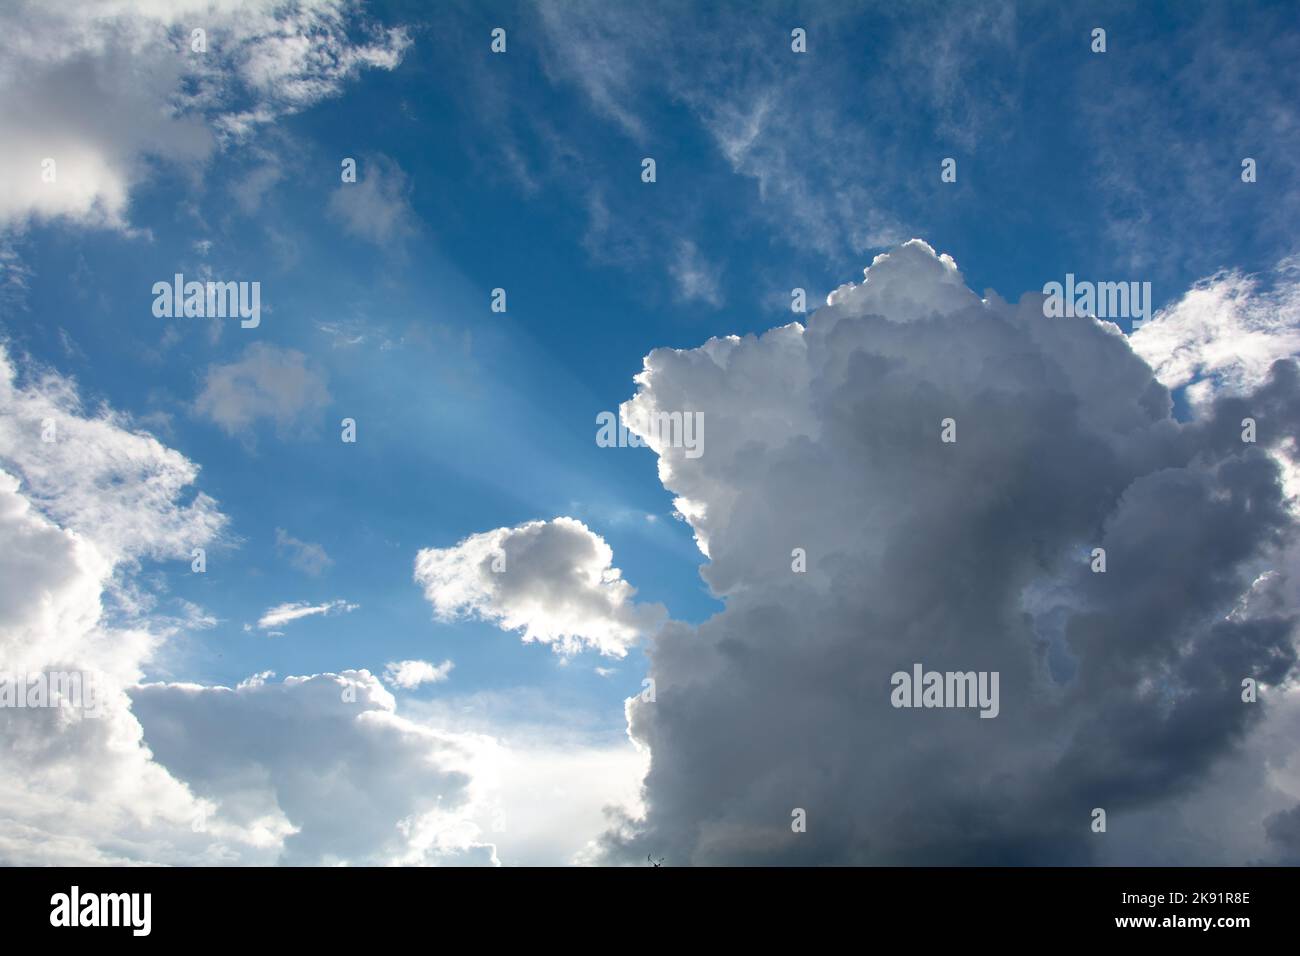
<box><xmin>3</xmin><ymin>0</ymin><xmax>1300</xmax><ymax>866</ymax></box>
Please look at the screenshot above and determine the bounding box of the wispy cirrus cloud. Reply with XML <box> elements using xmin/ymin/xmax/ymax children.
<box><xmin>256</xmin><ymin>599</ymin><xmax>358</xmax><ymax>631</ymax></box>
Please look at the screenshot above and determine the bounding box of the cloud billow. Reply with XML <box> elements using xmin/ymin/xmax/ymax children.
<box><xmin>600</xmin><ymin>240</ymin><xmax>1300</xmax><ymax>865</ymax></box>
<box><xmin>415</xmin><ymin>517</ymin><xmax>667</xmax><ymax>658</ymax></box>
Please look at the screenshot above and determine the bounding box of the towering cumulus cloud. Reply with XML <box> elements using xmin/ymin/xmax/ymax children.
<box><xmin>600</xmin><ymin>240</ymin><xmax>1300</xmax><ymax>865</ymax></box>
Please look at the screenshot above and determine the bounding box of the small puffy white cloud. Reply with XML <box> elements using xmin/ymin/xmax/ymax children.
<box><xmin>327</xmin><ymin>153</ymin><xmax>415</xmax><ymax>245</ymax></box>
<box><xmin>275</xmin><ymin>527</ymin><xmax>333</xmax><ymax>576</ymax></box>
<box><xmin>256</xmin><ymin>599</ymin><xmax>357</xmax><ymax>631</ymax></box>
<box><xmin>194</xmin><ymin>343</ymin><xmax>330</xmax><ymax>439</ymax></box>
<box><xmin>414</xmin><ymin>517</ymin><xmax>666</xmax><ymax>658</ymax></box>
<box><xmin>384</xmin><ymin>659</ymin><xmax>454</xmax><ymax>689</ymax></box>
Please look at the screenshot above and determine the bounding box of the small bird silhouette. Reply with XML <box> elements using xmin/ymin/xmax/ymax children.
<box><xmin>647</xmin><ymin>853</ymin><xmax>664</xmax><ymax>867</ymax></box>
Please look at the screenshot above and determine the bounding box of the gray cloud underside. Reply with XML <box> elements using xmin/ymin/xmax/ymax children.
<box><xmin>600</xmin><ymin>242</ymin><xmax>1300</xmax><ymax>865</ymax></box>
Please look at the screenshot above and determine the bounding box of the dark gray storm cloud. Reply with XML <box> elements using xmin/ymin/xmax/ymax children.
<box><xmin>599</xmin><ymin>241</ymin><xmax>1300</xmax><ymax>865</ymax></box>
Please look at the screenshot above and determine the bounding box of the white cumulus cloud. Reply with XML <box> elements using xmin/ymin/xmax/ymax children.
<box><xmin>384</xmin><ymin>659</ymin><xmax>454</xmax><ymax>689</ymax></box>
<box><xmin>414</xmin><ymin>517</ymin><xmax>666</xmax><ymax>658</ymax></box>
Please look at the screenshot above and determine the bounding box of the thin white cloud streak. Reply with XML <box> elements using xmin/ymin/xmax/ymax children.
<box><xmin>256</xmin><ymin>599</ymin><xmax>358</xmax><ymax>630</ymax></box>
